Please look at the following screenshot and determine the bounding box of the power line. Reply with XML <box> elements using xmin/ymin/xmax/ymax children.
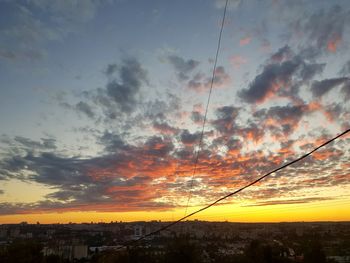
<box><xmin>184</xmin><ymin>0</ymin><xmax>229</xmax><ymax>216</ymax></box>
<box><xmin>117</xmin><ymin>128</ymin><xmax>350</xmax><ymax>249</ymax></box>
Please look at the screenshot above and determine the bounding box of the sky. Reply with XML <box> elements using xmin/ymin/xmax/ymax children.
<box><xmin>0</xmin><ymin>0</ymin><xmax>350</xmax><ymax>224</ymax></box>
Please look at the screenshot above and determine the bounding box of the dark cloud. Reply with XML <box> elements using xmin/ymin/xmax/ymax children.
<box><xmin>99</xmin><ymin>131</ymin><xmax>129</xmax><ymax>153</ymax></box>
<box><xmin>76</xmin><ymin>58</ymin><xmax>150</xmax><ymax>121</ymax></box>
<box><xmin>191</xmin><ymin>111</ymin><xmax>204</xmax><ymax>124</ymax></box>
<box><xmin>299</xmin><ymin>62</ymin><xmax>325</xmax><ymax>82</ymax></box>
<box><xmin>167</xmin><ymin>55</ymin><xmax>199</xmax><ymax>80</ymax></box>
<box><xmin>0</xmin><ymin>0</ymin><xmax>106</xmax><ymax>62</ymax></box>
<box><xmin>105</xmin><ymin>63</ymin><xmax>118</xmax><ymax>76</ymax></box>
<box><xmin>245</xmin><ymin>197</ymin><xmax>333</xmax><ymax>207</ymax></box>
<box><xmin>75</xmin><ymin>101</ymin><xmax>95</xmax><ymax>119</ymax></box>
<box><xmin>239</xmin><ymin>58</ymin><xmax>299</xmax><ymax>103</ymax></box>
<box><xmin>254</xmin><ymin>104</ymin><xmax>305</xmax><ymax>135</ymax></box>
<box><xmin>239</xmin><ymin>46</ymin><xmax>325</xmax><ymax>104</ymax></box>
<box><xmin>263</xmin><ymin>105</ymin><xmax>304</xmax><ymax>122</ymax></box>
<box><xmin>60</xmin><ymin>100</ymin><xmax>96</xmax><ymax>119</ymax></box>
<box><xmin>174</xmin><ymin>148</ymin><xmax>193</xmax><ymax>160</ymax></box>
<box><xmin>143</xmin><ymin>94</ymin><xmax>180</xmax><ymax>119</ymax></box>
<box><xmin>212</xmin><ymin>106</ymin><xmax>239</xmax><ymax>135</ymax></box>
<box><xmin>297</xmin><ymin>46</ymin><xmax>322</xmax><ymax>61</ymax></box>
<box><xmin>294</xmin><ymin>5</ymin><xmax>350</xmax><ymax>52</ymax></box>
<box><xmin>237</xmin><ymin>123</ymin><xmax>264</xmax><ymax>143</ymax></box>
<box><xmin>0</xmin><ymin>127</ymin><xmax>349</xmax><ymax>214</ymax></box>
<box><xmin>153</xmin><ymin>121</ymin><xmax>179</xmax><ymax>135</ymax></box>
<box><xmin>211</xmin><ymin>137</ymin><xmax>242</xmax><ymax>156</ymax></box>
<box><xmin>270</xmin><ymin>45</ymin><xmax>294</xmax><ymax>63</ymax></box>
<box><xmin>340</xmin><ymin>60</ymin><xmax>350</xmax><ymax>76</ymax></box>
<box><xmin>187</xmin><ymin>67</ymin><xmax>230</xmax><ymax>92</ymax></box>
<box><xmin>106</xmin><ymin>58</ymin><xmax>148</xmax><ymax>113</ymax></box>
<box><xmin>0</xmin><ymin>144</ymin><xmax>175</xmax><ymax>213</ymax></box>
<box><xmin>311</xmin><ymin>77</ymin><xmax>350</xmax><ymax>98</ymax></box>
<box><xmin>144</xmin><ymin>136</ymin><xmax>174</xmax><ymax>157</ymax></box>
<box><xmin>323</xmin><ymin>103</ymin><xmax>344</xmax><ymax>122</ymax></box>
<box><xmin>187</xmin><ymin>73</ymin><xmax>204</xmax><ymax>90</ymax></box>
<box><xmin>180</xmin><ymin>129</ymin><xmax>201</xmax><ymax>146</ymax></box>
<box><xmin>212</xmin><ymin>66</ymin><xmax>231</xmax><ymax>87</ymax></box>
<box><xmin>16</xmin><ymin>136</ymin><xmax>56</xmax><ymax>150</ymax></box>
<box><xmin>1</xmin><ymin>136</ymin><xmax>56</xmax><ymax>151</ymax></box>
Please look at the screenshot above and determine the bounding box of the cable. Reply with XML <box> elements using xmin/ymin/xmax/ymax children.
<box><xmin>184</xmin><ymin>0</ymin><xmax>229</xmax><ymax>216</ymax></box>
<box><xmin>116</xmin><ymin>128</ymin><xmax>350</xmax><ymax>250</ymax></box>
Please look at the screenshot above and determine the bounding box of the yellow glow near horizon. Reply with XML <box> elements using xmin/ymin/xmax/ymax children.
<box><xmin>1</xmin><ymin>198</ymin><xmax>349</xmax><ymax>224</ymax></box>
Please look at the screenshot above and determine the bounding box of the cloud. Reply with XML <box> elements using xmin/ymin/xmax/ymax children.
<box><xmin>98</xmin><ymin>131</ymin><xmax>128</xmax><ymax>153</ymax></box>
<box><xmin>311</xmin><ymin>77</ymin><xmax>350</xmax><ymax>99</ymax></box>
<box><xmin>239</xmin><ymin>36</ymin><xmax>251</xmax><ymax>46</ymax></box>
<box><xmin>167</xmin><ymin>55</ymin><xmax>200</xmax><ymax>80</ymax></box>
<box><xmin>327</xmin><ymin>35</ymin><xmax>342</xmax><ymax>53</ymax></box>
<box><xmin>191</xmin><ymin>111</ymin><xmax>204</xmax><ymax>124</ymax></box>
<box><xmin>246</xmin><ymin>197</ymin><xmax>334</xmax><ymax>207</ymax></box>
<box><xmin>188</xmin><ymin>66</ymin><xmax>231</xmax><ymax>92</ymax></box>
<box><xmin>153</xmin><ymin>121</ymin><xmax>179</xmax><ymax>135</ymax></box>
<box><xmin>0</xmin><ymin>3</ymin><xmax>54</xmax><ymax>61</ymax></box>
<box><xmin>180</xmin><ymin>130</ymin><xmax>201</xmax><ymax>146</ymax></box>
<box><xmin>74</xmin><ymin>58</ymin><xmax>149</xmax><ymax>120</ymax></box>
<box><xmin>238</xmin><ymin>46</ymin><xmax>325</xmax><ymax>104</ymax></box>
<box><xmin>0</xmin><ymin>0</ymin><xmax>108</xmax><ymax>62</ymax></box>
<box><xmin>237</xmin><ymin>123</ymin><xmax>264</xmax><ymax>143</ymax></box>
<box><xmin>2</xmin><ymin>2</ymin><xmax>350</xmax><ymax>217</ymax></box>
<box><xmin>144</xmin><ymin>136</ymin><xmax>174</xmax><ymax>158</ymax></box>
<box><xmin>293</xmin><ymin>5</ymin><xmax>350</xmax><ymax>52</ymax></box>
<box><xmin>322</xmin><ymin>103</ymin><xmax>344</xmax><ymax>122</ymax></box>
<box><xmin>60</xmin><ymin>100</ymin><xmax>96</xmax><ymax>119</ymax></box>
<box><xmin>254</xmin><ymin>104</ymin><xmax>305</xmax><ymax>136</ymax></box>
<box><xmin>340</xmin><ymin>60</ymin><xmax>350</xmax><ymax>76</ymax></box>
<box><xmin>0</xmin><ymin>127</ymin><xmax>349</xmax><ymax>214</ymax></box>
<box><xmin>143</xmin><ymin>94</ymin><xmax>180</xmax><ymax>119</ymax></box>
<box><xmin>239</xmin><ymin>60</ymin><xmax>299</xmax><ymax>103</ymax></box>
<box><xmin>212</xmin><ymin>106</ymin><xmax>240</xmax><ymax>135</ymax></box>
<box><xmin>105</xmin><ymin>63</ymin><xmax>118</xmax><ymax>76</ymax></box>
<box><xmin>270</xmin><ymin>45</ymin><xmax>293</xmax><ymax>63</ymax></box>
<box><xmin>1</xmin><ymin>135</ymin><xmax>56</xmax><ymax>151</ymax></box>
<box><xmin>75</xmin><ymin>101</ymin><xmax>95</xmax><ymax>118</ymax></box>
<box><xmin>0</xmin><ymin>136</ymin><xmax>178</xmax><ymax>213</ymax></box>
<box><xmin>212</xmin><ymin>66</ymin><xmax>231</xmax><ymax>87</ymax></box>
<box><xmin>106</xmin><ymin>58</ymin><xmax>148</xmax><ymax>113</ymax></box>
<box><xmin>70</xmin><ymin>62</ymin><xmax>179</xmax><ymax>125</ymax></box>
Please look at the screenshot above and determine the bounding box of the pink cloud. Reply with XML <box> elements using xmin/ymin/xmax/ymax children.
<box><xmin>327</xmin><ymin>35</ymin><xmax>341</xmax><ymax>52</ymax></box>
<box><xmin>239</xmin><ymin>36</ymin><xmax>252</xmax><ymax>46</ymax></box>
<box><xmin>230</xmin><ymin>55</ymin><xmax>248</xmax><ymax>68</ymax></box>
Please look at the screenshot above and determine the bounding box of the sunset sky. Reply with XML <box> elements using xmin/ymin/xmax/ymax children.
<box><xmin>0</xmin><ymin>0</ymin><xmax>350</xmax><ymax>224</ymax></box>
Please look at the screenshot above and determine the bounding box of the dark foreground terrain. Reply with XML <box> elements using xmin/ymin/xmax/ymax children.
<box><xmin>0</xmin><ymin>221</ymin><xmax>349</xmax><ymax>263</ymax></box>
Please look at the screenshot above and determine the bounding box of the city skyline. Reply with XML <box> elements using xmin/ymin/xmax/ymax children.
<box><xmin>0</xmin><ymin>0</ymin><xmax>350</xmax><ymax>224</ymax></box>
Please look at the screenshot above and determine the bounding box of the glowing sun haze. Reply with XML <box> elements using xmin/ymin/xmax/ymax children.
<box><xmin>0</xmin><ymin>0</ymin><xmax>349</xmax><ymax>224</ymax></box>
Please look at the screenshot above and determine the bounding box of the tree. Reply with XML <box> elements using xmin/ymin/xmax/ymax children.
<box><xmin>0</xmin><ymin>240</ymin><xmax>43</xmax><ymax>263</ymax></box>
<box><xmin>303</xmin><ymin>240</ymin><xmax>326</xmax><ymax>263</ymax></box>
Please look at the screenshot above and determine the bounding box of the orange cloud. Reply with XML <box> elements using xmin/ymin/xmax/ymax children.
<box><xmin>312</xmin><ymin>148</ymin><xmax>342</xmax><ymax>161</ymax></box>
<box><xmin>327</xmin><ymin>35</ymin><xmax>341</xmax><ymax>52</ymax></box>
<box><xmin>240</xmin><ymin>36</ymin><xmax>252</xmax><ymax>46</ymax></box>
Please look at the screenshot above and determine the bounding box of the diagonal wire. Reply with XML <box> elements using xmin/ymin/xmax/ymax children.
<box><xmin>184</xmin><ymin>0</ymin><xmax>229</xmax><ymax>216</ymax></box>
<box><xmin>117</xmin><ymin>128</ymin><xmax>350</xmax><ymax>249</ymax></box>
